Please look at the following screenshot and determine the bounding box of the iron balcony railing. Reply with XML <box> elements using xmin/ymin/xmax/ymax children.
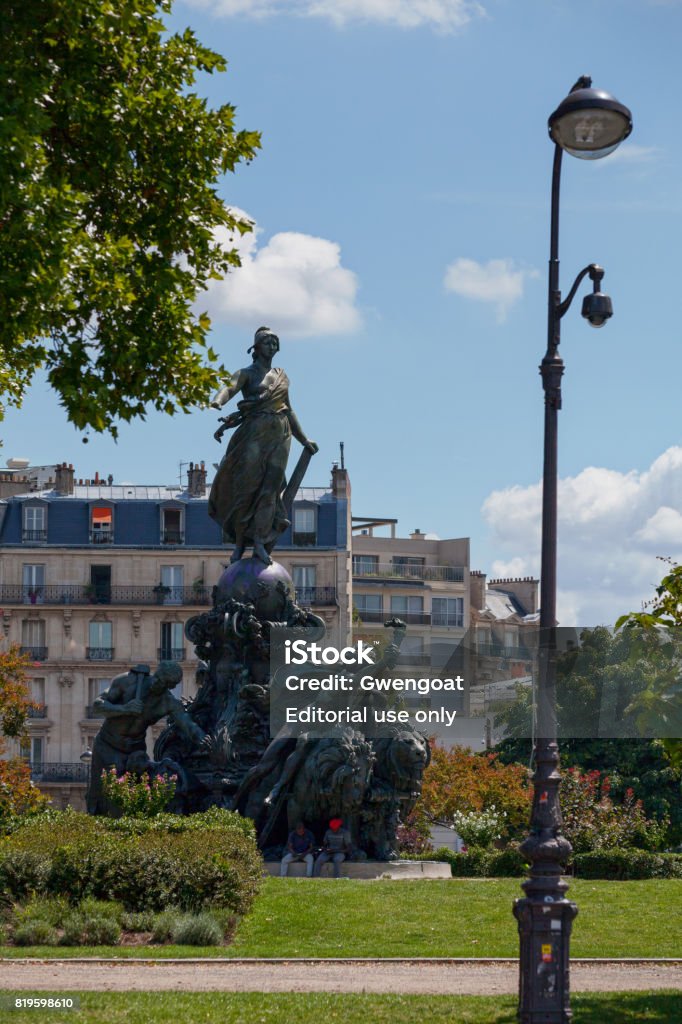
<box><xmin>158</xmin><ymin>647</ymin><xmax>186</xmax><ymax>662</ymax></box>
<box><xmin>161</xmin><ymin>530</ymin><xmax>185</xmax><ymax>545</ymax></box>
<box><xmin>352</xmin><ymin>562</ymin><xmax>465</xmax><ymax>583</ymax></box>
<box><xmin>27</xmin><ymin>704</ymin><xmax>48</xmax><ymax>718</ymax></box>
<box><xmin>20</xmin><ymin>646</ymin><xmax>48</xmax><ymax>661</ymax></box>
<box><xmin>475</xmin><ymin>642</ymin><xmax>534</xmax><ymax>660</ymax></box>
<box><xmin>356</xmin><ymin>609</ymin><xmax>431</xmax><ymax>625</ymax></box>
<box><xmin>89</xmin><ymin>531</ymin><xmax>114</xmax><ymax>545</ymax></box>
<box><xmin>29</xmin><ymin>762</ymin><xmax>89</xmax><ymax>783</ymax></box>
<box><xmin>431</xmin><ymin>613</ymin><xmax>464</xmax><ymax>628</ymax></box>
<box><xmin>85</xmin><ymin>704</ymin><xmax>105</xmax><ymax>718</ymax></box>
<box><xmin>294</xmin><ymin>586</ymin><xmax>337</xmax><ymax>606</ymax></box>
<box><xmin>0</xmin><ymin>584</ymin><xmax>212</xmax><ymax>606</ymax></box>
<box><xmin>21</xmin><ymin>530</ymin><xmax>47</xmax><ymax>543</ymax></box>
<box><xmin>87</xmin><ymin>647</ymin><xmax>114</xmax><ymax>661</ymax></box>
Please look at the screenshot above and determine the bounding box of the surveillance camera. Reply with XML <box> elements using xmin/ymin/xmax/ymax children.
<box><xmin>581</xmin><ymin>291</ymin><xmax>613</xmax><ymax>329</ymax></box>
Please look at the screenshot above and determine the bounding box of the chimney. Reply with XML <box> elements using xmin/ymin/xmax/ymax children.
<box><xmin>55</xmin><ymin>462</ymin><xmax>74</xmax><ymax>495</ymax></box>
<box><xmin>187</xmin><ymin>460</ymin><xmax>207</xmax><ymax>497</ymax></box>
<box><xmin>469</xmin><ymin>570</ymin><xmax>487</xmax><ymax>612</ymax></box>
<box><xmin>331</xmin><ymin>463</ymin><xmax>350</xmax><ymax>500</ymax></box>
<box><xmin>410</xmin><ymin>528</ymin><xmax>424</xmax><ymax>540</ymax></box>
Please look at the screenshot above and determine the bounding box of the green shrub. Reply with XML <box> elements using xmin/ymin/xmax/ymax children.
<box><xmin>486</xmin><ymin>846</ymin><xmax>529</xmax><ymax>877</ymax></box>
<box><xmin>0</xmin><ymin>851</ymin><xmax>50</xmax><ymax>899</ymax></box>
<box><xmin>60</xmin><ymin>913</ymin><xmax>121</xmax><ymax>946</ymax></box>
<box><xmin>13</xmin><ymin>919</ymin><xmax>59</xmax><ymax>946</ymax></box>
<box><xmin>573</xmin><ymin>849</ymin><xmax>682</xmax><ymax>880</ymax></box>
<box><xmin>77</xmin><ymin>897</ymin><xmax>124</xmax><ymax>922</ymax></box>
<box><xmin>151</xmin><ymin>910</ymin><xmax>182</xmax><ymax>943</ymax></box>
<box><xmin>13</xmin><ymin>895</ymin><xmax>70</xmax><ymax>928</ymax></box>
<box><xmin>1</xmin><ymin>808</ymin><xmax>262</xmax><ymax>915</ymax></box>
<box><xmin>121</xmin><ymin>910</ymin><xmax>156</xmax><ymax>932</ymax></box>
<box><xmin>207</xmin><ymin>908</ymin><xmax>237</xmax><ymax>940</ymax></box>
<box><xmin>171</xmin><ymin>912</ymin><xmax>223</xmax><ymax>946</ymax></box>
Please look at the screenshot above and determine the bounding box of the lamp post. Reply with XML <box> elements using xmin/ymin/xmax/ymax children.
<box><xmin>513</xmin><ymin>77</ymin><xmax>632</xmax><ymax>1024</ymax></box>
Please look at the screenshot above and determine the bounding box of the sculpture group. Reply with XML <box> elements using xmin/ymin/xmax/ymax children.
<box><xmin>87</xmin><ymin>327</ymin><xmax>429</xmax><ymax>859</ymax></box>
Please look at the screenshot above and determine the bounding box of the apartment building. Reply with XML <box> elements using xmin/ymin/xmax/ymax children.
<box><xmin>0</xmin><ymin>460</ymin><xmax>352</xmax><ymax>808</ymax></box>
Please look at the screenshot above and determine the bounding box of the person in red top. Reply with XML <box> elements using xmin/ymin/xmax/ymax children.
<box><xmin>314</xmin><ymin>817</ymin><xmax>353</xmax><ymax>878</ymax></box>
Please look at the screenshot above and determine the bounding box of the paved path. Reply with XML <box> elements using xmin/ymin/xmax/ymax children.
<box><xmin>2</xmin><ymin>959</ymin><xmax>681</xmax><ymax>996</ymax></box>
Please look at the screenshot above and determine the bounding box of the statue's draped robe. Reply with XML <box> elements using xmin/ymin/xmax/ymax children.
<box><xmin>208</xmin><ymin>369</ymin><xmax>292</xmax><ymax>546</ymax></box>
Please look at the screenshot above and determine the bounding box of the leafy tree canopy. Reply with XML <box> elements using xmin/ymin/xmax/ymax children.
<box><xmin>1</xmin><ymin>0</ymin><xmax>260</xmax><ymax>436</ymax></box>
<box><xmin>0</xmin><ymin>646</ymin><xmax>50</xmax><ymax>820</ymax></box>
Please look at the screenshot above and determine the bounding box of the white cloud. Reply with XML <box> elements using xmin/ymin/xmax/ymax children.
<box><xmin>183</xmin><ymin>0</ymin><xmax>485</xmax><ymax>32</ymax></box>
<box><xmin>483</xmin><ymin>447</ymin><xmax>682</xmax><ymax>626</ymax></box>
<box><xmin>201</xmin><ymin>211</ymin><xmax>361</xmax><ymax>337</ymax></box>
<box><xmin>596</xmin><ymin>144</ymin><xmax>662</xmax><ymax>167</ymax></box>
<box><xmin>443</xmin><ymin>258</ymin><xmax>538</xmax><ymax>322</ymax></box>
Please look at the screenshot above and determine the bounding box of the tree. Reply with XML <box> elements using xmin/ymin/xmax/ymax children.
<box><xmin>0</xmin><ymin>646</ymin><xmax>50</xmax><ymax>820</ymax></box>
<box><xmin>616</xmin><ymin>557</ymin><xmax>682</xmax><ymax>770</ymax></box>
<box><xmin>1</xmin><ymin>0</ymin><xmax>260</xmax><ymax>436</ymax></box>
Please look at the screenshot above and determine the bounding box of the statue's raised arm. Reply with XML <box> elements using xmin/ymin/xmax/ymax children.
<box><xmin>208</xmin><ymin>326</ymin><xmax>317</xmax><ymax>565</ymax></box>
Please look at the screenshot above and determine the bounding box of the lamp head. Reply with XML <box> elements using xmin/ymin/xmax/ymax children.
<box><xmin>549</xmin><ymin>77</ymin><xmax>632</xmax><ymax>160</ymax></box>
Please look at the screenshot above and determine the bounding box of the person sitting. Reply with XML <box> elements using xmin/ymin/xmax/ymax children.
<box><xmin>280</xmin><ymin>821</ymin><xmax>316</xmax><ymax>877</ymax></box>
<box><xmin>314</xmin><ymin>817</ymin><xmax>353</xmax><ymax>878</ymax></box>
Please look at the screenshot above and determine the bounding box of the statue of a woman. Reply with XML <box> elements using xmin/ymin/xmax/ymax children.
<box><xmin>208</xmin><ymin>326</ymin><xmax>318</xmax><ymax>565</ymax></box>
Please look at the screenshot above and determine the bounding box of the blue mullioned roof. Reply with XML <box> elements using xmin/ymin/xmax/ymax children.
<box><xmin>0</xmin><ymin>487</ymin><xmax>345</xmax><ymax>549</ymax></box>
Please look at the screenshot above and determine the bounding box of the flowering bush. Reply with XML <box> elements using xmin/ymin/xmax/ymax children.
<box><xmin>560</xmin><ymin>768</ymin><xmax>669</xmax><ymax>853</ymax></box>
<box><xmin>100</xmin><ymin>768</ymin><xmax>176</xmax><ymax>817</ymax></box>
<box><xmin>450</xmin><ymin>806</ymin><xmax>507</xmax><ymax>849</ymax></box>
<box><xmin>395</xmin><ymin>822</ymin><xmax>433</xmax><ymax>856</ymax></box>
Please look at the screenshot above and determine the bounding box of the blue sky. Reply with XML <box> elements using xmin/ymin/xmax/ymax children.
<box><xmin>5</xmin><ymin>0</ymin><xmax>682</xmax><ymax>624</ymax></box>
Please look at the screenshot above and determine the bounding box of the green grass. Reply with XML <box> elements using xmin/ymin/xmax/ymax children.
<box><xmin>1</xmin><ymin>879</ymin><xmax>679</xmax><ymax>959</ymax></box>
<box><xmin>1</xmin><ymin>992</ymin><xmax>681</xmax><ymax>1023</ymax></box>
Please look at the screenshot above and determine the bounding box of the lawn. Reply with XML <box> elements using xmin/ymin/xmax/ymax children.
<box><xmin>0</xmin><ymin>878</ymin><xmax>679</xmax><ymax>959</ymax></box>
<box><xmin>1</xmin><ymin>992</ymin><xmax>680</xmax><ymax>1023</ymax></box>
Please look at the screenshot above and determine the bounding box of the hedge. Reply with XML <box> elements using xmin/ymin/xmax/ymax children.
<box><xmin>407</xmin><ymin>845</ymin><xmax>682</xmax><ymax>880</ymax></box>
<box><xmin>0</xmin><ymin>807</ymin><xmax>263</xmax><ymax>913</ymax></box>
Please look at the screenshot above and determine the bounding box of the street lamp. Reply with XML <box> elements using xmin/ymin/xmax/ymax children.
<box><xmin>513</xmin><ymin>77</ymin><xmax>632</xmax><ymax>1024</ymax></box>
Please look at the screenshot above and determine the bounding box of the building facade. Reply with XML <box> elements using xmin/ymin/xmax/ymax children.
<box><xmin>0</xmin><ymin>460</ymin><xmax>352</xmax><ymax>808</ymax></box>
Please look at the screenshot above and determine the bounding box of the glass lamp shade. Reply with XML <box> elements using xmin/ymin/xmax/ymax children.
<box><xmin>549</xmin><ymin>86</ymin><xmax>632</xmax><ymax>159</ymax></box>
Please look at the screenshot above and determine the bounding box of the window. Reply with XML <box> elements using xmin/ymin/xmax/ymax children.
<box><xmin>432</xmin><ymin>597</ymin><xmax>464</xmax><ymax>628</ymax></box>
<box><xmin>161</xmin><ymin>507</ymin><xmax>184</xmax><ymax>545</ymax></box>
<box><xmin>390</xmin><ymin>595</ymin><xmax>424</xmax><ymax>617</ymax></box>
<box><xmin>160</xmin><ymin>622</ymin><xmax>185</xmax><ymax>662</ymax></box>
<box><xmin>28</xmin><ymin>678</ymin><xmax>46</xmax><ymax>718</ymax></box>
<box><xmin>88</xmin><ymin>620</ymin><xmax>113</xmax><ymax>660</ymax></box>
<box><xmin>354</xmin><ymin>593</ymin><xmax>383</xmax><ymax>620</ymax></box>
<box><xmin>21</xmin><ymin>620</ymin><xmax>47</xmax><ymax>659</ymax></box>
<box><xmin>90</xmin><ymin>506</ymin><xmax>113</xmax><ymax>544</ymax></box>
<box><xmin>352</xmin><ymin>555</ymin><xmax>379</xmax><ymax>576</ymax></box>
<box><xmin>89</xmin><ymin>565</ymin><xmax>112</xmax><ymax>604</ymax></box>
<box><xmin>504</xmin><ymin>627</ymin><xmax>519</xmax><ymax>652</ymax></box>
<box><xmin>160</xmin><ymin>565</ymin><xmax>184</xmax><ymax>604</ymax></box>
<box><xmin>293</xmin><ymin>506</ymin><xmax>316</xmax><ymax>546</ymax></box>
<box><xmin>20</xmin><ymin>736</ymin><xmax>43</xmax><ymax>766</ymax></box>
<box><xmin>22</xmin><ymin>564</ymin><xmax>45</xmax><ymax>604</ymax></box>
<box><xmin>87</xmin><ymin>678</ymin><xmax>110</xmax><ymax>717</ymax></box>
<box><xmin>22</xmin><ymin>505</ymin><xmax>46</xmax><ymax>543</ymax></box>
<box><xmin>293</xmin><ymin>565</ymin><xmax>317</xmax><ymax>602</ymax></box>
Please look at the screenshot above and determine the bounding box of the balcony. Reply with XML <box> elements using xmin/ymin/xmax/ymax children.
<box><xmin>161</xmin><ymin>530</ymin><xmax>185</xmax><ymax>545</ymax></box>
<box><xmin>29</xmin><ymin>762</ymin><xmax>89</xmax><ymax>783</ymax></box>
<box><xmin>87</xmin><ymin>647</ymin><xmax>114</xmax><ymax>661</ymax></box>
<box><xmin>475</xmin><ymin>642</ymin><xmax>534</xmax><ymax>660</ymax></box>
<box><xmin>20</xmin><ymin>646</ymin><xmax>48</xmax><ymax>661</ymax></box>
<box><xmin>294</xmin><ymin>586</ymin><xmax>337</xmax><ymax>606</ymax></box>
<box><xmin>292</xmin><ymin>531</ymin><xmax>317</xmax><ymax>547</ymax></box>
<box><xmin>356</xmin><ymin>609</ymin><xmax>431</xmax><ymax>626</ymax></box>
<box><xmin>89</xmin><ymin>530</ymin><xmax>114</xmax><ymax>545</ymax></box>
<box><xmin>353</xmin><ymin>562</ymin><xmax>465</xmax><ymax>583</ymax></box>
<box><xmin>157</xmin><ymin>647</ymin><xmax>186</xmax><ymax>662</ymax></box>
<box><xmin>27</xmin><ymin>704</ymin><xmax>48</xmax><ymax>719</ymax></box>
<box><xmin>22</xmin><ymin>530</ymin><xmax>47</xmax><ymax>543</ymax></box>
<box><xmin>0</xmin><ymin>584</ymin><xmax>211</xmax><ymax>607</ymax></box>
<box><xmin>431</xmin><ymin>613</ymin><xmax>464</xmax><ymax>628</ymax></box>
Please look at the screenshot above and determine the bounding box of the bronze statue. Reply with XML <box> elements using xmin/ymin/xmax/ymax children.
<box><xmin>86</xmin><ymin>661</ymin><xmax>207</xmax><ymax>814</ymax></box>
<box><xmin>209</xmin><ymin>326</ymin><xmax>318</xmax><ymax>565</ymax></box>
